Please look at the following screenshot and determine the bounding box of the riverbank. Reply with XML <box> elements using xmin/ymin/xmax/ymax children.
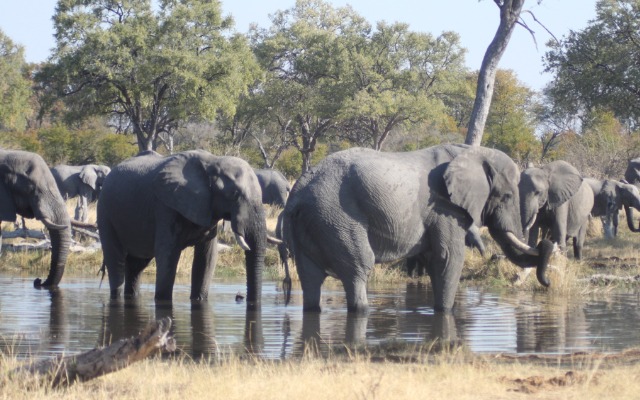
<box><xmin>3</xmin><ymin>345</ymin><xmax>640</xmax><ymax>399</ymax></box>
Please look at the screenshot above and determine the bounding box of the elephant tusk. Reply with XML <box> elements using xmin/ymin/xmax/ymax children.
<box><xmin>267</xmin><ymin>235</ymin><xmax>283</xmax><ymax>245</ymax></box>
<box><xmin>235</xmin><ymin>233</ymin><xmax>251</xmax><ymax>251</ymax></box>
<box><xmin>505</xmin><ymin>232</ymin><xmax>539</xmax><ymax>256</ymax></box>
<box><xmin>41</xmin><ymin>218</ymin><xmax>69</xmax><ymax>231</ymax></box>
<box><xmin>524</xmin><ymin>214</ymin><xmax>537</xmax><ymax>232</ymax></box>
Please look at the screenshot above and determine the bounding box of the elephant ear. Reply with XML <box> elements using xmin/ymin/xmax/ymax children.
<box><xmin>444</xmin><ymin>147</ymin><xmax>491</xmax><ymax>226</ymax></box>
<box><xmin>79</xmin><ymin>166</ymin><xmax>98</xmax><ymax>190</ymax></box>
<box><xmin>152</xmin><ymin>153</ymin><xmax>213</xmax><ymax>227</ymax></box>
<box><xmin>543</xmin><ymin>161</ymin><xmax>583</xmax><ymax>208</ymax></box>
<box><xmin>0</xmin><ymin>182</ymin><xmax>17</xmax><ymax>222</ymax></box>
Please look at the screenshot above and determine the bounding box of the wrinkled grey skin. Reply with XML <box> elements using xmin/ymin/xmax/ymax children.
<box><xmin>51</xmin><ymin>164</ymin><xmax>111</xmax><ymax>222</ymax></box>
<box><xmin>254</xmin><ymin>169</ymin><xmax>290</xmax><ymax>207</ymax></box>
<box><xmin>97</xmin><ymin>150</ymin><xmax>267</xmax><ymax>308</ymax></box>
<box><xmin>585</xmin><ymin>178</ymin><xmax>640</xmax><ymax>238</ymax></box>
<box><xmin>520</xmin><ymin>161</ymin><xmax>594</xmax><ymax>260</ymax></box>
<box><xmin>0</xmin><ymin>149</ymin><xmax>72</xmax><ymax>288</ymax></box>
<box><xmin>624</xmin><ymin>158</ymin><xmax>640</xmax><ymax>185</ymax></box>
<box><xmin>407</xmin><ymin>225</ymin><xmax>486</xmax><ymax>277</ymax></box>
<box><xmin>282</xmin><ymin>144</ymin><xmax>554</xmax><ymax>313</ymax></box>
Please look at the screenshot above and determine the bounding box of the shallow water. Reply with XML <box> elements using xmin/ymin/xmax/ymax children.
<box><xmin>1</xmin><ymin>273</ymin><xmax>640</xmax><ymax>361</ymax></box>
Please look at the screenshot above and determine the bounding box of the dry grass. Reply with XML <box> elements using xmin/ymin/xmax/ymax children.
<box><xmin>3</xmin><ymin>349</ymin><xmax>640</xmax><ymax>400</ymax></box>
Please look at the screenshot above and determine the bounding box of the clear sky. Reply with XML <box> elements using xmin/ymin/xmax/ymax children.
<box><xmin>0</xmin><ymin>0</ymin><xmax>597</xmax><ymax>91</ymax></box>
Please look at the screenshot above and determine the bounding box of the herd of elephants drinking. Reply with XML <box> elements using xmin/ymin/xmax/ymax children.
<box><xmin>2</xmin><ymin>143</ymin><xmax>640</xmax><ymax>337</ymax></box>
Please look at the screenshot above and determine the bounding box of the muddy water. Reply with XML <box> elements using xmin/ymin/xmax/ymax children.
<box><xmin>1</xmin><ymin>273</ymin><xmax>640</xmax><ymax>361</ymax></box>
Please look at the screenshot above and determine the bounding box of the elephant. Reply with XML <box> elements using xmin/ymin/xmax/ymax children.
<box><xmin>406</xmin><ymin>224</ymin><xmax>486</xmax><ymax>277</ymax></box>
<box><xmin>97</xmin><ymin>150</ymin><xmax>267</xmax><ymax>308</ymax></box>
<box><xmin>254</xmin><ymin>168</ymin><xmax>290</xmax><ymax>208</ymax></box>
<box><xmin>624</xmin><ymin>157</ymin><xmax>640</xmax><ymax>185</ymax></box>
<box><xmin>519</xmin><ymin>160</ymin><xmax>594</xmax><ymax>260</ymax></box>
<box><xmin>0</xmin><ymin>149</ymin><xmax>72</xmax><ymax>288</ymax></box>
<box><xmin>281</xmin><ymin>144</ymin><xmax>555</xmax><ymax>313</ymax></box>
<box><xmin>585</xmin><ymin>178</ymin><xmax>640</xmax><ymax>238</ymax></box>
<box><xmin>50</xmin><ymin>164</ymin><xmax>111</xmax><ymax>222</ymax></box>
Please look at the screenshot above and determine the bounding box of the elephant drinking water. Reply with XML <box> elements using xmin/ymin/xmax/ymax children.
<box><xmin>97</xmin><ymin>150</ymin><xmax>268</xmax><ymax>308</ymax></box>
<box><xmin>282</xmin><ymin>144</ymin><xmax>554</xmax><ymax>313</ymax></box>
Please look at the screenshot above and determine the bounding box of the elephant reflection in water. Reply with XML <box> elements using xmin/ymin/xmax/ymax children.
<box><xmin>513</xmin><ymin>292</ymin><xmax>590</xmax><ymax>353</ymax></box>
<box><xmin>42</xmin><ymin>289</ymin><xmax>70</xmax><ymax>354</ymax></box>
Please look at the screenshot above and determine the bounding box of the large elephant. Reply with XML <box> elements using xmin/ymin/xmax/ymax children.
<box><xmin>519</xmin><ymin>161</ymin><xmax>594</xmax><ymax>259</ymax></box>
<box><xmin>585</xmin><ymin>178</ymin><xmax>640</xmax><ymax>238</ymax></box>
<box><xmin>50</xmin><ymin>164</ymin><xmax>111</xmax><ymax>222</ymax></box>
<box><xmin>97</xmin><ymin>150</ymin><xmax>267</xmax><ymax>308</ymax></box>
<box><xmin>282</xmin><ymin>144</ymin><xmax>554</xmax><ymax>313</ymax></box>
<box><xmin>0</xmin><ymin>149</ymin><xmax>72</xmax><ymax>288</ymax></box>
<box><xmin>254</xmin><ymin>168</ymin><xmax>290</xmax><ymax>208</ymax></box>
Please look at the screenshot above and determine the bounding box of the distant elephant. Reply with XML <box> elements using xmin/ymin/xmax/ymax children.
<box><xmin>282</xmin><ymin>144</ymin><xmax>555</xmax><ymax>313</ymax></box>
<box><xmin>519</xmin><ymin>160</ymin><xmax>594</xmax><ymax>259</ymax></box>
<box><xmin>585</xmin><ymin>178</ymin><xmax>640</xmax><ymax>238</ymax></box>
<box><xmin>0</xmin><ymin>149</ymin><xmax>72</xmax><ymax>288</ymax></box>
<box><xmin>97</xmin><ymin>150</ymin><xmax>267</xmax><ymax>307</ymax></box>
<box><xmin>407</xmin><ymin>224</ymin><xmax>486</xmax><ymax>277</ymax></box>
<box><xmin>624</xmin><ymin>157</ymin><xmax>640</xmax><ymax>185</ymax></box>
<box><xmin>50</xmin><ymin>164</ymin><xmax>111</xmax><ymax>222</ymax></box>
<box><xmin>254</xmin><ymin>168</ymin><xmax>290</xmax><ymax>207</ymax></box>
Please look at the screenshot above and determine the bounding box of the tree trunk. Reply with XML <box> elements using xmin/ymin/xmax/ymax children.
<box><xmin>465</xmin><ymin>0</ymin><xmax>525</xmax><ymax>146</ymax></box>
<box><xmin>11</xmin><ymin>317</ymin><xmax>176</xmax><ymax>389</ymax></box>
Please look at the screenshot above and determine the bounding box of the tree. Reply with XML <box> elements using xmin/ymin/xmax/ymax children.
<box><xmin>544</xmin><ymin>0</ymin><xmax>640</xmax><ymax>131</ymax></box>
<box><xmin>465</xmin><ymin>0</ymin><xmax>527</xmax><ymax>146</ymax></box>
<box><xmin>482</xmin><ymin>69</ymin><xmax>541</xmax><ymax>163</ymax></box>
<box><xmin>249</xmin><ymin>0</ymin><xmax>370</xmax><ymax>173</ymax></box>
<box><xmin>337</xmin><ymin>23</ymin><xmax>466</xmax><ymax>150</ymax></box>
<box><xmin>0</xmin><ymin>30</ymin><xmax>32</xmax><ymax>131</ymax></box>
<box><xmin>37</xmin><ymin>0</ymin><xmax>260</xmax><ymax>152</ymax></box>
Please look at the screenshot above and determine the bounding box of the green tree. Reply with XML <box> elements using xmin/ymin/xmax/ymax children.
<box><xmin>249</xmin><ymin>0</ymin><xmax>370</xmax><ymax>173</ymax></box>
<box><xmin>482</xmin><ymin>69</ymin><xmax>541</xmax><ymax>163</ymax></box>
<box><xmin>337</xmin><ymin>23</ymin><xmax>466</xmax><ymax>150</ymax></box>
<box><xmin>544</xmin><ymin>0</ymin><xmax>640</xmax><ymax>129</ymax></box>
<box><xmin>37</xmin><ymin>0</ymin><xmax>260</xmax><ymax>152</ymax></box>
<box><xmin>0</xmin><ymin>30</ymin><xmax>32</xmax><ymax>131</ymax></box>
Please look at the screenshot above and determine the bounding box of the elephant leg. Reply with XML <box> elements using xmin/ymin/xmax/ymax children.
<box><xmin>101</xmin><ymin>225</ymin><xmax>126</xmax><ymax>299</ymax></box>
<box><xmin>573</xmin><ymin>222</ymin><xmax>588</xmax><ymax>260</ymax></box>
<box><xmin>191</xmin><ymin>238</ymin><xmax>218</xmax><ymax>301</ymax></box>
<box><xmin>612</xmin><ymin>209</ymin><xmax>619</xmax><ymax>237</ymax></box>
<box><xmin>124</xmin><ymin>255</ymin><xmax>152</xmax><ymax>298</ymax></box>
<box><xmin>154</xmin><ymin>245</ymin><xmax>183</xmax><ymax>301</ymax></box>
<box><xmin>74</xmin><ymin>195</ymin><xmax>88</xmax><ymax>222</ymax></box>
<box><xmin>427</xmin><ymin>226</ymin><xmax>466</xmax><ymax>312</ymax></box>
<box><xmin>342</xmin><ymin>277</ymin><xmax>369</xmax><ymax>314</ymax></box>
<box><xmin>296</xmin><ymin>252</ymin><xmax>327</xmax><ymax>312</ymax></box>
<box><xmin>552</xmin><ymin>204</ymin><xmax>569</xmax><ymax>251</ymax></box>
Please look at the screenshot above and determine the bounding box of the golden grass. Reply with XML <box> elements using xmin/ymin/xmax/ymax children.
<box><xmin>3</xmin><ymin>349</ymin><xmax>640</xmax><ymax>400</ymax></box>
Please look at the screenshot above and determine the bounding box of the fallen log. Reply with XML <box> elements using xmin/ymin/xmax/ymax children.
<box><xmin>71</xmin><ymin>226</ymin><xmax>100</xmax><ymax>240</ymax></box>
<box><xmin>1</xmin><ymin>229</ymin><xmax>46</xmax><ymax>240</ymax></box>
<box><xmin>10</xmin><ymin>317</ymin><xmax>176</xmax><ymax>389</ymax></box>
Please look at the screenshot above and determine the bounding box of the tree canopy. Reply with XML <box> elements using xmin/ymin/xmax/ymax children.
<box><xmin>37</xmin><ymin>0</ymin><xmax>260</xmax><ymax>152</ymax></box>
<box><xmin>0</xmin><ymin>29</ymin><xmax>31</xmax><ymax>131</ymax></box>
<box><xmin>544</xmin><ymin>0</ymin><xmax>640</xmax><ymax>131</ymax></box>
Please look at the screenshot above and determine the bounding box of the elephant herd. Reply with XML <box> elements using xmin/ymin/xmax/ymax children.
<box><xmin>1</xmin><ymin>145</ymin><xmax>640</xmax><ymax>316</ymax></box>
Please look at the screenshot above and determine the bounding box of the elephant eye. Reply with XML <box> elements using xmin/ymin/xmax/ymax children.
<box><xmin>231</xmin><ymin>189</ymin><xmax>240</xmax><ymax>200</ymax></box>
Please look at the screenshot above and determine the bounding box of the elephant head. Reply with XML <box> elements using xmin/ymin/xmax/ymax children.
<box><xmin>0</xmin><ymin>150</ymin><xmax>72</xmax><ymax>288</ymax></box>
<box><xmin>518</xmin><ymin>161</ymin><xmax>583</xmax><ymax>241</ymax></box>
<box><xmin>444</xmin><ymin>146</ymin><xmax>554</xmax><ymax>288</ymax></box>
<box><xmin>79</xmin><ymin>164</ymin><xmax>111</xmax><ymax>200</ymax></box>
<box><xmin>607</xmin><ymin>180</ymin><xmax>640</xmax><ymax>234</ymax></box>
<box><xmin>624</xmin><ymin>157</ymin><xmax>640</xmax><ymax>185</ymax></box>
<box><xmin>152</xmin><ymin>151</ymin><xmax>267</xmax><ymax>307</ymax></box>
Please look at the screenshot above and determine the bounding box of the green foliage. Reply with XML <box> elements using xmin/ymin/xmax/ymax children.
<box><xmin>96</xmin><ymin>134</ymin><xmax>139</xmax><ymax>166</ymax></box>
<box><xmin>38</xmin><ymin>0</ymin><xmax>260</xmax><ymax>152</ymax></box>
<box><xmin>481</xmin><ymin>70</ymin><xmax>541</xmax><ymax>163</ymax></box>
<box><xmin>0</xmin><ymin>30</ymin><xmax>32</xmax><ymax>131</ymax></box>
<box><xmin>544</xmin><ymin>0</ymin><xmax>640</xmax><ymax>129</ymax></box>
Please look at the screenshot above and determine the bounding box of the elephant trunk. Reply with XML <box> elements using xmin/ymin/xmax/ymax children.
<box><xmin>242</xmin><ymin>205</ymin><xmax>267</xmax><ymax>310</ymax></box>
<box><xmin>34</xmin><ymin>224</ymin><xmax>72</xmax><ymax>288</ymax></box>
<box><xmin>624</xmin><ymin>205</ymin><xmax>640</xmax><ymax>232</ymax></box>
<box><xmin>490</xmin><ymin>228</ymin><xmax>554</xmax><ymax>287</ymax></box>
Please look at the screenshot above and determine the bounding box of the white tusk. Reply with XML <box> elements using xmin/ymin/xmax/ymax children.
<box><xmin>235</xmin><ymin>233</ymin><xmax>251</xmax><ymax>251</ymax></box>
<box><xmin>267</xmin><ymin>235</ymin><xmax>283</xmax><ymax>245</ymax></box>
<box><xmin>524</xmin><ymin>214</ymin><xmax>537</xmax><ymax>232</ymax></box>
<box><xmin>42</xmin><ymin>218</ymin><xmax>69</xmax><ymax>230</ymax></box>
<box><xmin>505</xmin><ymin>232</ymin><xmax>539</xmax><ymax>256</ymax></box>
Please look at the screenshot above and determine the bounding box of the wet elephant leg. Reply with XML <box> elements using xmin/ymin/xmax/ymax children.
<box><xmin>191</xmin><ymin>238</ymin><xmax>218</xmax><ymax>301</ymax></box>
<box><xmin>296</xmin><ymin>252</ymin><xmax>327</xmax><ymax>312</ymax></box>
<box><xmin>124</xmin><ymin>255</ymin><xmax>152</xmax><ymax>298</ymax></box>
<box><xmin>154</xmin><ymin>244</ymin><xmax>183</xmax><ymax>301</ymax></box>
<box><xmin>427</xmin><ymin>225</ymin><xmax>466</xmax><ymax>312</ymax></box>
<box><xmin>343</xmin><ymin>277</ymin><xmax>369</xmax><ymax>314</ymax></box>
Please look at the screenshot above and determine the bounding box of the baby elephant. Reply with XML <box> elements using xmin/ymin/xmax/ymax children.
<box><xmin>51</xmin><ymin>164</ymin><xmax>111</xmax><ymax>222</ymax></box>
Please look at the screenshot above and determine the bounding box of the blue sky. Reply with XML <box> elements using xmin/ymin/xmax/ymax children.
<box><xmin>0</xmin><ymin>0</ymin><xmax>597</xmax><ymax>91</ymax></box>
